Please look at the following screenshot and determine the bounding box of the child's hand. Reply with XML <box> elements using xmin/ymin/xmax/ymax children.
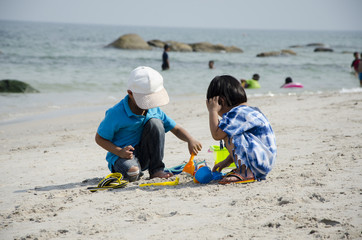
<box><xmin>118</xmin><ymin>145</ymin><xmax>135</xmax><ymax>159</ymax></box>
<box><xmin>188</xmin><ymin>139</ymin><xmax>202</xmax><ymax>155</ymax></box>
<box><xmin>212</xmin><ymin>155</ymin><xmax>233</xmax><ymax>172</ymax></box>
<box><xmin>206</xmin><ymin>96</ymin><xmax>222</xmax><ymax>113</ymax></box>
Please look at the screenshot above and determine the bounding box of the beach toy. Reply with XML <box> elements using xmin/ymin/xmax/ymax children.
<box><xmin>164</xmin><ymin>163</ymin><xmax>186</xmax><ymax>175</ymax></box>
<box><xmin>282</xmin><ymin>83</ymin><xmax>303</xmax><ymax>88</ymax></box>
<box><xmin>212</xmin><ymin>171</ymin><xmax>224</xmax><ymax>180</ymax></box>
<box><xmin>139</xmin><ymin>177</ymin><xmax>179</xmax><ymax>187</ymax></box>
<box><xmin>195</xmin><ymin>160</ymin><xmax>206</xmax><ymax>170</ymax></box>
<box><xmin>194</xmin><ymin>166</ymin><xmax>214</xmax><ymax>184</ymax></box>
<box><xmin>182</xmin><ymin>153</ymin><xmax>196</xmax><ymax>175</ymax></box>
<box><xmin>209</xmin><ymin>145</ymin><xmax>236</xmax><ymax>169</ymax></box>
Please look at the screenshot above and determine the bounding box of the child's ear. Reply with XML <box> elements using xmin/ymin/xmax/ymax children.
<box><xmin>218</xmin><ymin>97</ymin><xmax>225</xmax><ymax>106</ymax></box>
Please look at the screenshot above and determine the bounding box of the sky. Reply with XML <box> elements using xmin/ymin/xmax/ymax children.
<box><xmin>0</xmin><ymin>0</ymin><xmax>361</xmax><ymax>31</ymax></box>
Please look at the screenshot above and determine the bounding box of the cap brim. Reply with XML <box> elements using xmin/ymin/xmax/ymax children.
<box><xmin>133</xmin><ymin>87</ymin><xmax>169</xmax><ymax>109</ymax></box>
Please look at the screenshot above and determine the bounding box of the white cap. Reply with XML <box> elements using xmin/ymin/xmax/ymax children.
<box><xmin>127</xmin><ymin>66</ymin><xmax>169</xmax><ymax>109</ymax></box>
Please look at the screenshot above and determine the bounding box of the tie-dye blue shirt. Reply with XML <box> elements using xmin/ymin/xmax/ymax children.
<box><xmin>219</xmin><ymin>105</ymin><xmax>277</xmax><ymax>181</ymax></box>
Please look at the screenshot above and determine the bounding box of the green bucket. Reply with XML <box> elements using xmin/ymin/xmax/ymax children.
<box><xmin>209</xmin><ymin>145</ymin><xmax>236</xmax><ymax>169</ymax></box>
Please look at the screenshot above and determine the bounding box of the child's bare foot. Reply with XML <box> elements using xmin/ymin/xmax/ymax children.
<box><xmin>150</xmin><ymin>170</ymin><xmax>173</xmax><ymax>179</ymax></box>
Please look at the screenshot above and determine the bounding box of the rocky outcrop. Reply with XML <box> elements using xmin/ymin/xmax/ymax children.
<box><xmin>307</xmin><ymin>43</ymin><xmax>325</xmax><ymax>47</ymax></box>
<box><xmin>288</xmin><ymin>43</ymin><xmax>334</xmax><ymax>52</ymax></box>
<box><xmin>256</xmin><ymin>51</ymin><xmax>281</xmax><ymax>57</ymax></box>
<box><xmin>147</xmin><ymin>40</ymin><xmax>243</xmax><ymax>53</ymax></box>
<box><xmin>166</xmin><ymin>41</ymin><xmax>193</xmax><ymax>52</ymax></box>
<box><xmin>107</xmin><ymin>34</ymin><xmax>151</xmax><ymax>50</ymax></box>
<box><xmin>0</xmin><ymin>79</ymin><xmax>39</xmax><ymax>93</ymax></box>
<box><xmin>314</xmin><ymin>47</ymin><xmax>333</xmax><ymax>52</ymax></box>
<box><xmin>290</xmin><ymin>43</ymin><xmax>328</xmax><ymax>48</ymax></box>
<box><xmin>289</xmin><ymin>45</ymin><xmax>304</xmax><ymax>48</ymax></box>
<box><xmin>147</xmin><ymin>39</ymin><xmax>165</xmax><ymax>48</ymax></box>
<box><xmin>108</xmin><ymin>34</ymin><xmax>243</xmax><ymax>53</ymax></box>
<box><xmin>190</xmin><ymin>42</ymin><xmax>223</xmax><ymax>52</ymax></box>
<box><xmin>224</xmin><ymin>46</ymin><xmax>244</xmax><ymax>53</ymax></box>
<box><xmin>281</xmin><ymin>49</ymin><xmax>297</xmax><ymax>55</ymax></box>
<box><xmin>189</xmin><ymin>42</ymin><xmax>243</xmax><ymax>53</ymax></box>
<box><xmin>256</xmin><ymin>49</ymin><xmax>296</xmax><ymax>57</ymax></box>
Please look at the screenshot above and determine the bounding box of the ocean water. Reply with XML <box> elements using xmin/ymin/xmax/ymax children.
<box><xmin>1</xmin><ymin>20</ymin><xmax>362</xmax><ymax>124</ymax></box>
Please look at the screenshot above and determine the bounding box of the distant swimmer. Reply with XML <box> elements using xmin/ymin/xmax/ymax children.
<box><xmin>241</xmin><ymin>73</ymin><xmax>260</xmax><ymax>89</ymax></box>
<box><xmin>280</xmin><ymin>77</ymin><xmax>303</xmax><ymax>88</ymax></box>
<box><xmin>208</xmin><ymin>60</ymin><xmax>214</xmax><ymax>69</ymax></box>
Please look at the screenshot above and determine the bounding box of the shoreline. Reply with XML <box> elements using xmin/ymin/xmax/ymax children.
<box><xmin>1</xmin><ymin>88</ymin><xmax>361</xmax><ymax>126</ymax></box>
<box><xmin>0</xmin><ymin>91</ymin><xmax>361</xmax><ymax>239</ymax></box>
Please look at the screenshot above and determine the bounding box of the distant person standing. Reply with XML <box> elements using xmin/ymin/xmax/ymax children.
<box><xmin>358</xmin><ymin>52</ymin><xmax>362</xmax><ymax>87</ymax></box>
<box><xmin>241</xmin><ymin>73</ymin><xmax>261</xmax><ymax>89</ymax></box>
<box><xmin>162</xmin><ymin>44</ymin><xmax>170</xmax><ymax>71</ymax></box>
<box><xmin>351</xmin><ymin>52</ymin><xmax>360</xmax><ymax>77</ymax></box>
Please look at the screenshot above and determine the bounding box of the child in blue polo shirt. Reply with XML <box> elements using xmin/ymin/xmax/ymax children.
<box><xmin>207</xmin><ymin>75</ymin><xmax>276</xmax><ymax>184</ymax></box>
<box><xmin>96</xmin><ymin>66</ymin><xmax>202</xmax><ymax>182</ymax></box>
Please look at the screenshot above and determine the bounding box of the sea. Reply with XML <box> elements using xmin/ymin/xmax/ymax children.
<box><xmin>1</xmin><ymin>20</ymin><xmax>362</xmax><ymax>124</ymax></box>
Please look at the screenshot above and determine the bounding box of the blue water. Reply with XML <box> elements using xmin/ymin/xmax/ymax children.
<box><xmin>1</xmin><ymin>20</ymin><xmax>362</xmax><ymax>123</ymax></box>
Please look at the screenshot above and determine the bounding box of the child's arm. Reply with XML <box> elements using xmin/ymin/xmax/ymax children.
<box><xmin>95</xmin><ymin>133</ymin><xmax>135</xmax><ymax>159</ymax></box>
<box><xmin>206</xmin><ymin>96</ymin><xmax>227</xmax><ymax>140</ymax></box>
<box><xmin>170</xmin><ymin>125</ymin><xmax>202</xmax><ymax>155</ymax></box>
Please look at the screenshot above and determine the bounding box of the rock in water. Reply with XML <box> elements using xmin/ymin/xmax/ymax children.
<box><xmin>314</xmin><ymin>47</ymin><xmax>334</xmax><ymax>52</ymax></box>
<box><xmin>256</xmin><ymin>51</ymin><xmax>281</xmax><ymax>57</ymax></box>
<box><xmin>165</xmin><ymin>41</ymin><xmax>193</xmax><ymax>52</ymax></box>
<box><xmin>0</xmin><ymin>79</ymin><xmax>39</xmax><ymax>93</ymax></box>
<box><xmin>107</xmin><ymin>34</ymin><xmax>151</xmax><ymax>50</ymax></box>
<box><xmin>306</xmin><ymin>43</ymin><xmax>325</xmax><ymax>47</ymax></box>
<box><xmin>190</xmin><ymin>42</ymin><xmax>243</xmax><ymax>53</ymax></box>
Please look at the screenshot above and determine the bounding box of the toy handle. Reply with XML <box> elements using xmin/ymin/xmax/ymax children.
<box><xmin>190</xmin><ymin>152</ymin><xmax>195</xmax><ymax>161</ymax></box>
<box><xmin>139</xmin><ymin>177</ymin><xmax>179</xmax><ymax>187</ymax></box>
<box><xmin>182</xmin><ymin>153</ymin><xmax>196</xmax><ymax>175</ymax></box>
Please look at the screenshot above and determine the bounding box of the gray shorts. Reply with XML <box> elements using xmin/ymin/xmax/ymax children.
<box><xmin>112</xmin><ymin>118</ymin><xmax>166</xmax><ymax>179</ymax></box>
<box><xmin>112</xmin><ymin>156</ymin><xmax>141</xmax><ymax>180</ymax></box>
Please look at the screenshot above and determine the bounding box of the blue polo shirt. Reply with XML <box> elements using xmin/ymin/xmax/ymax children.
<box><xmin>97</xmin><ymin>95</ymin><xmax>176</xmax><ymax>171</ymax></box>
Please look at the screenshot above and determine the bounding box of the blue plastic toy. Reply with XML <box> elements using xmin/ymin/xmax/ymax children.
<box><xmin>194</xmin><ymin>166</ymin><xmax>214</xmax><ymax>184</ymax></box>
<box><xmin>212</xmin><ymin>171</ymin><xmax>224</xmax><ymax>180</ymax></box>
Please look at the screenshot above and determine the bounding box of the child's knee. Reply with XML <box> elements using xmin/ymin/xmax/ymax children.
<box><xmin>127</xmin><ymin>166</ymin><xmax>140</xmax><ymax>182</ymax></box>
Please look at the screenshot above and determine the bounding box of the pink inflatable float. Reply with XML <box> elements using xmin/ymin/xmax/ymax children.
<box><xmin>282</xmin><ymin>83</ymin><xmax>303</xmax><ymax>88</ymax></box>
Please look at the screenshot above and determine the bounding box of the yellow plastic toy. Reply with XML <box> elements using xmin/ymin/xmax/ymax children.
<box><xmin>210</xmin><ymin>145</ymin><xmax>236</xmax><ymax>169</ymax></box>
<box><xmin>139</xmin><ymin>177</ymin><xmax>179</xmax><ymax>187</ymax></box>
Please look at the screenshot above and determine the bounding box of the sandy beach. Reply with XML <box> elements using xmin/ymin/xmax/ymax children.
<box><xmin>0</xmin><ymin>91</ymin><xmax>361</xmax><ymax>240</ymax></box>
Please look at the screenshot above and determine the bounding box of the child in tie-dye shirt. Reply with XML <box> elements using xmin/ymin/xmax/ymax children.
<box><xmin>206</xmin><ymin>75</ymin><xmax>277</xmax><ymax>184</ymax></box>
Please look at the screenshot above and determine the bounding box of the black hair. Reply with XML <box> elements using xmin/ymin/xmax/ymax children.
<box><xmin>164</xmin><ymin>44</ymin><xmax>169</xmax><ymax>50</ymax></box>
<box><xmin>252</xmin><ymin>73</ymin><xmax>260</xmax><ymax>81</ymax></box>
<box><xmin>285</xmin><ymin>77</ymin><xmax>293</xmax><ymax>84</ymax></box>
<box><xmin>206</xmin><ymin>75</ymin><xmax>247</xmax><ymax>107</ymax></box>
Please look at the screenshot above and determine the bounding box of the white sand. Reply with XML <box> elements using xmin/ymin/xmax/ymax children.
<box><xmin>0</xmin><ymin>92</ymin><xmax>361</xmax><ymax>239</ymax></box>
